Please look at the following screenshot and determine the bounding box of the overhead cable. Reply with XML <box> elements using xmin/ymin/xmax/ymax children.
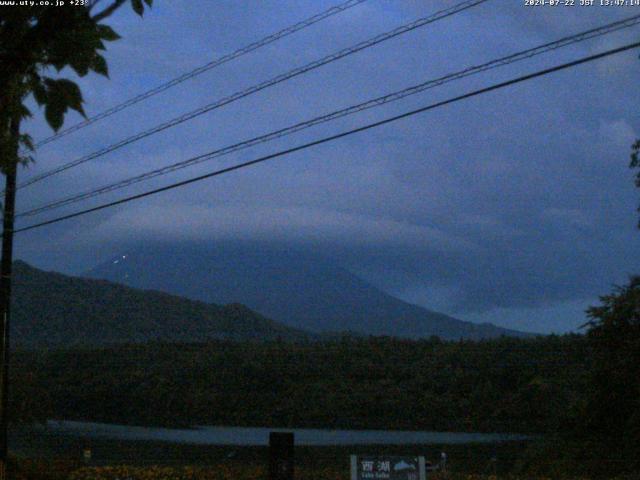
<box><xmin>13</xmin><ymin>40</ymin><xmax>640</xmax><ymax>234</ymax></box>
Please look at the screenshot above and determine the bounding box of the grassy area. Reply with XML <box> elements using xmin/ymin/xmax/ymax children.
<box><xmin>12</xmin><ymin>460</ymin><xmax>640</xmax><ymax>480</ymax></box>
<box><xmin>8</xmin><ymin>440</ymin><xmax>536</xmax><ymax>479</ymax></box>
<box><xmin>9</xmin><ymin>440</ymin><xmax>639</xmax><ymax>480</ymax></box>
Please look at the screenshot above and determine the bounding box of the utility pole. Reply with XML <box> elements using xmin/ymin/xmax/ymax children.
<box><xmin>0</xmin><ymin>114</ymin><xmax>20</xmax><ymax>480</ymax></box>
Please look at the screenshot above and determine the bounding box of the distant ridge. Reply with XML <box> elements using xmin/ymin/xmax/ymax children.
<box><xmin>86</xmin><ymin>243</ymin><xmax>532</xmax><ymax>340</ymax></box>
<box><xmin>12</xmin><ymin>260</ymin><xmax>311</xmax><ymax>348</ymax></box>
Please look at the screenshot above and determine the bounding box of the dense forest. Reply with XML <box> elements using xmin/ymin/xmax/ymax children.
<box><xmin>11</xmin><ymin>335</ymin><xmax>589</xmax><ymax>434</ymax></box>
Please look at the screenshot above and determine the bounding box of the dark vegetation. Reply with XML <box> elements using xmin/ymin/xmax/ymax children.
<box><xmin>516</xmin><ymin>277</ymin><xmax>640</xmax><ymax>477</ymax></box>
<box><xmin>11</xmin><ymin>335</ymin><xmax>589</xmax><ymax>433</ymax></box>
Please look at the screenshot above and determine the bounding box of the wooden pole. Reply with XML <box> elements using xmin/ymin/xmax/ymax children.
<box><xmin>0</xmin><ymin>114</ymin><xmax>20</xmax><ymax>479</ymax></box>
<box><xmin>269</xmin><ymin>432</ymin><xmax>294</xmax><ymax>480</ymax></box>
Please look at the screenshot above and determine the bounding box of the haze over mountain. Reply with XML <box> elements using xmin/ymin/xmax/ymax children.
<box><xmin>12</xmin><ymin>261</ymin><xmax>309</xmax><ymax>348</ymax></box>
<box><xmin>86</xmin><ymin>242</ymin><xmax>531</xmax><ymax>340</ymax></box>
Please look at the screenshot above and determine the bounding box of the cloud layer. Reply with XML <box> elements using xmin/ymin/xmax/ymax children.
<box><xmin>14</xmin><ymin>0</ymin><xmax>640</xmax><ymax>333</ymax></box>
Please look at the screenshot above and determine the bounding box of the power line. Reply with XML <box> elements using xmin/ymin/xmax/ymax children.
<box><xmin>16</xmin><ymin>0</ymin><xmax>488</xmax><ymax>190</ymax></box>
<box><xmin>16</xmin><ymin>14</ymin><xmax>640</xmax><ymax>219</ymax></box>
<box><xmin>30</xmin><ymin>0</ymin><xmax>370</xmax><ymax>150</ymax></box>
<box><xmin>13</xmin><ymin>40</ymin><xmax>640</xmax><ymax>235</ymax></box>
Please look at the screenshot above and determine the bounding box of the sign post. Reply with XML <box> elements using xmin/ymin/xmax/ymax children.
<box><xmin>350</xmin><ymin>455</ymin><xmax>427</xmax><ymax>480</ymax></box>
<box><xmin>269</xmin><ymin>432</ymin><xmax>294</xmax><ymax>480</ymax></box>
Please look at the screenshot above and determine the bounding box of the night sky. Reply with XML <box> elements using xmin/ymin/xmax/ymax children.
<box><xmin>14</xmin><ymin>0</ymin><xmax>640</xmax><ymax>333</ymax></box>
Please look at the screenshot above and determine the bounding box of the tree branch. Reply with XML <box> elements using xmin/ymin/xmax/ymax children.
<box><xmin>91</xmin><ymin>0</ymin><xmax>126</xmax><ymax>22</ymax></box>
<box><xmin>88</xmin><ymin>0</ymin><xmax>104</xmax><ymax>12</ymax></box>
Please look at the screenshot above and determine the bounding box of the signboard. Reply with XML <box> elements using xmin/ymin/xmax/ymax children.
<box><xmin>350</xmin><ymin>455</ymin><xmax>427</xmax><ymax>480</ymax></box>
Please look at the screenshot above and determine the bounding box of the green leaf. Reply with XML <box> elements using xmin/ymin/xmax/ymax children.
<box><xmin>51</xmin><ymin>59</ymin><xmax>67</xmax><ymax>72</ymax></box>
<box><xmin>92</xmin><ymin>54</ymin><xmax>109</xmax><ymax>78</ymax></box>
<box><xmin>41</xmin><ymin>78</ymin><xmax>87</xmax><ymax>129</ymax></box>
<box><xmin>32</xmin><ymin>82</ymin><xmax>48</xmax><ymax>106</ymax></box>
<box><xmin>44</xmin><ymin>102</ymin><xmax>65</xmax><ymax>132</ymax></box>
<box><xmin>131</xmin><ymin>0</ymin><xmax>144</xmax><ymax>16</ymax></box>
<box><xmin>144</xmin><ymin>0</ymin><xmax>153</xmax><ymax>6</ymax></box>
<box><xmin>19</xmin><ymin>104</ymin><xmax>33</xmax><ymax>120</ymax></box>
<box><xmin>48</xmin><ymin>79</ymin><xmax>84</xmax><ymax>112</ymax></box>
<box><xmin>97</xmin><ymin>24</ymin><xmax>121</xmax><ymax>42</ymax></box>
<box><xmin>68</xmin><ymin>54</ymin><xmax>91</xmax><ymax>77</ymax></box>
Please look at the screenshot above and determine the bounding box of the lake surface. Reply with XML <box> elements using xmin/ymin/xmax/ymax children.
<box><xmin>29</xmin><ymin>420</ymin><xmax>528</xmax><ymax>446</ymax></box>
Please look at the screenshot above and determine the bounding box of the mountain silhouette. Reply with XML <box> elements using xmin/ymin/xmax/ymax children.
<box><xmin>12</xmin><ymin>260</ymin><xmax>310</xmax><ymax>348</ymax></box>
<box><xmin>86</xmin><ymin>242</ymin><xmax>530</xmax><ymax>340</ymax></box>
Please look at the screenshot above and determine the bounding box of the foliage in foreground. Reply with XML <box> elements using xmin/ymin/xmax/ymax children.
<box><xmin>15</xmin><ymin>462</ymin><xmax>640</xmax><ymax>480</ymax></box>
<box><xmin>582</xmin><ymin>276</ymin><xmax>640</xmax><ymax>466</ymax></box>
<box><xmin>516</xmin><ymin>277</ymin><xmax>640</xmax><ymax>478</ymax></box>
<box><xmin>68</xmin><ymin>465</ymin><xmax>266</xmax><ymax>480</ymax></box>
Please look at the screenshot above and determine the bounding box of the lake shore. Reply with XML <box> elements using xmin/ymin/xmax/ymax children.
<box><xmin>22</xmin><ymin>420</ymin><xmax>529</xmax><ymax>446</ymax></box>
<box><xmin>9</xmin><ymin>422</ymin><xmax>530</xmax><ymax>475</ymax></box>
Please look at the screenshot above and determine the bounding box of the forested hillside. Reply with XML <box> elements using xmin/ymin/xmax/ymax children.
<box><xmin>11</xmin><ymin>261</ymin><xmax>310</xmax><ymax>347</ymax></box>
